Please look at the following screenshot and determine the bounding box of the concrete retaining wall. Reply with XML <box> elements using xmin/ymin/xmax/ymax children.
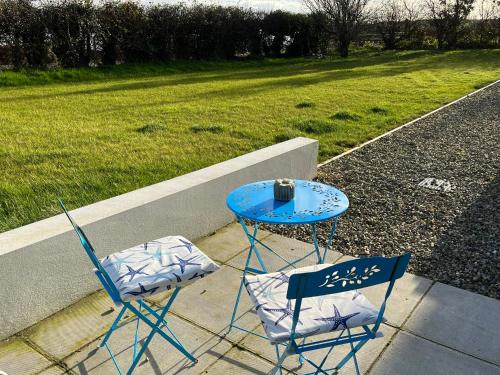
<box><xmin>0</xmin><ymin>137</ymin><xmax>318</xmax><ymax>340</ymax></box>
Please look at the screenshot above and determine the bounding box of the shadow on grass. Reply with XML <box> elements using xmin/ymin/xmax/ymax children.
<box><xmin>5</xmin><ymin>50</ymin><xmax>494</xmax><ymax>104</ymax></box>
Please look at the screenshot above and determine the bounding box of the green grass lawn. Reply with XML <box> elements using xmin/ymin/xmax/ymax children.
<box><xmin>0</xmin><ymin>49</ymin><xmax>499</xmax><ymax>232</ymax></box>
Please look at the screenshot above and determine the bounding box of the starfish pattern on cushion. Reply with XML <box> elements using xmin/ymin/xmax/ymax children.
<box><xmin>142</xmin><ymin>241</ymin><xmax>164</xmax><ymax>251</ymax></box>
<box><xmin>188</xmin><ymin>271</ymin><xmax>213</xmax><ymax>280</ymax></box>
<box><xmin>244</xmin><ymin>277</ymin><xmax>260</xmax><ymax>289</ymax></box>
<box><xmin>264</xmin><ymin>300</ymin><xmax>312</xmax><ymax>326</ymax></box>
<box><xmin>255</xmin><ymin>302</ymin><xmax>267</xmax><ymax>311</ymax></box>
<box><xmin>315</xmin><ymin>304</ymin><xmax>360</xmax><ymax>331</ymax></box>
<box><xmin>99</xmin><ymin>235</ymin><xmax>219</xmax><ymax>302</ymax></box>
<box><xmin>169</xmin><ymin>239</ymin><xmax>194</xmax><ymax>253</ymax></box>
<box><xmin>116</xmin><ymin>264</ymin><xmax>150</xmax><ymax>283</ymax></box>
<box><xmin>166</xmin><ymin>255</ymin><xmax>201</xmax><ymax>274</ymax></box>
<box><xmin>149</xmin><ymin>247</ymin><xmax>164</xmax><ymax>263</ymax></box>
<box><xmin>267</xmin><ymin>272</ymin><xmax>290</xmax><ymax>288</ymax></box>
<box><xmin>125</xmin><ymin>283</ymin><xmax>159</xmax><ymax>296</ymax></box>
<box><xmin>107</xmin><ymin>253</ymin><xmax>140</xmax><ymax>271</ymax></box>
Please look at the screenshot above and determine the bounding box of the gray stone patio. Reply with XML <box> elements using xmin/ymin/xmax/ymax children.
<box><xmin>1</xmin><ymin>223</ymin><xmax>499</xmax><ymax>375</ymax></box>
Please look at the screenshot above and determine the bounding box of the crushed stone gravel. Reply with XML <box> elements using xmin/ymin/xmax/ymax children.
<box><xmin>267</xmin><ymin>82</ymin><xmax>500</xmax><ymax>299</ymax></box>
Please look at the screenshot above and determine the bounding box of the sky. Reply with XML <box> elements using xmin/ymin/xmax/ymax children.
<box><xmin>151</xmin><ymin>0</ymin><xmax>309</xmax><ymax>12</ymax></box>
<box><xmin>143</xmin><ymin>0</ymin><xmax>491</xmax><ymax>17</ymax></box>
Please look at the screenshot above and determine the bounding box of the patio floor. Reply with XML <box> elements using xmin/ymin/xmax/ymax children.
<box><xmin>1</xmin><ymin>223</ymin><xmax>499</xmax><ymax>375</ymax></box>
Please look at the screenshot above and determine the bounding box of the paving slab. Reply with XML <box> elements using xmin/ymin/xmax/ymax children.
<box><xmin>38</xmin><ymin>365</ymin><xmax>67</xmax><ymax>374</ymax></box>
<box><xmin>0</xmin><ymin>338</ymin><xmax>55</xmax><ymax>375</ymax></box>
<box><xmin>369</xmin><ymin>331</ymin><xmax>500</xmax><ymax>375</ymax></box>
<box><xmin>64</xmin><ymin>313</ymin><xmax>233</xmax><ymax>374</ymax></box>
<box><xmin>25</xmin><ymin>291</ymin><xmax>120</xmax><ymax>361</ymax></box>
<box><xmin>145</xmin><ymin>288</ymin><xmax>177</xmax><ymax>307</ymax></box>
<box><xmin>200</xmin><ymin>346</ymin><xmax>274</xmax><ymax>374</ymax></box>
<box><xmin>228</xmin><ymin>234</ymin><xmax>343</xmax><ymax>273</ymax></box>
<box><xmin>195</xmin><ymin>223</ymin><xmax>271</xmax><ymax>264</ymax></box>
<box><xmin>240</xmin><ymin>323</ymin><xmax>395</xmax><ymax>374</ymax></box>
<box><xmin>170</xmin><ymin>265</ymin><xmax>261</xmax><ymax>343</ymax></box>
<box><xmin>336</xmin><ymin>256</ymin><xmax>432</xmax><ymax>327</ymax></box>
<box><xmin>404</xmin><ymin>282</ymin><xmax>500</xmax><ymax>366</ymax></box>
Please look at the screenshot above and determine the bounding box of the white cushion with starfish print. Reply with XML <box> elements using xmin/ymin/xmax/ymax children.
<box><xmin>101</xmin><ymin>236</ymin><xmax>219</xmax><ymax>302</ymax></box>
<box><xmin>244</xmin><ymin>264</ymin><xmax>382</xmax><ymax>344</ymax></box>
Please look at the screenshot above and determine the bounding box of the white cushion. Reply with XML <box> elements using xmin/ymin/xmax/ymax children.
<box><xmin>101</xmin><ymin>236</ymin><xmax>219</xmax><ymax>302</ymax></box>
<box><xmin>244</xmin><ymin>264</ymin><xmax>381</xmax><ymax>344</ymax></box>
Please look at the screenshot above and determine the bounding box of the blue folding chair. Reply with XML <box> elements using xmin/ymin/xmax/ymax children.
<box><xmin>244</xmin><ymin>253</ymin><xmax>411</xmax><ymax>375</ymax></box>
<box><xmin>59</xmin><ymin>200</ymin><xmax>219</xmax><ymax>375</ymax></box>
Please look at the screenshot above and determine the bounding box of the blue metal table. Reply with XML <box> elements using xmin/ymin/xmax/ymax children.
<box><xmin>226</xmin><ymin>179</ymin><xmax>349</xmax><ymax>333</ymax></box>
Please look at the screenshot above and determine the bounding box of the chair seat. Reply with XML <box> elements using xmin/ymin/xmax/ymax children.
<box><xmin>101</xmin><ymin>236</ymin><xmax>219</xmax><ymax>302</ymax></box>
<box><xmin>244</xmin><ymin>264</ymin><xmax>381</xmax><ymax>344</ymax></box>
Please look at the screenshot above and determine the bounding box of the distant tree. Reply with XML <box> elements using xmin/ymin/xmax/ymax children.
<box><xmin>426</xmin><ymin>0</ymin><xmax>476</xmax><ymax>48</ymax></box>
<box><xmin>474</xmin><ymin>0</ymin><xmax>499</xmax><ymax>46</ymax></box>
<box><xmin>43</xmin><ymin>0</ymin><xmax>96</xmax><ymax>68</ymax></box>
<box><xmin>96</xmin><ymin>1</ymin><xmax>148</xmax><ymax>64</ymax></box>
<box><xmin>286</xmin><ymin>13</ymin><xmax>313</xmax><ymax>56</ymax></box>
<box><xmin>375</xmin><ymin>0</ymin><xmax>404</xmax><ymax>49</ymax></box>
<box><xmin>304</xmin><ymin>0</ymin><xmax>370</xmax><ymax>57</ymax></box>
<box><xmin>0</xmin><ymin>0</ymin><xmax>48</xmax><ymax>68</ymax></box>
<box><xmin>147</xmin><ymin>4</ymin><xmax>182</xmax><ymax>62</ymax></box>
<box><xmin>400</xmin><ymin>0</ymin><xmax>425</xmax><ymax>47</ymax></box>
<box><xmin>96</xmin><ymin>2</ymin><xmax>119</xmax><ymax>65</ymax></box>
<box><xmin>262</xmin><ymin>10</ymin><xmax>294</xmax><ymax>56</ymax></box>
<box><xmin>240</xmin><ymin>9</ymin><xmax>265</xmax><ymax>56</ymax></box>
<box><xmin>374</xmin><ymin>0</ymin><xmax>424</xmax><ymax>49</ymax></box>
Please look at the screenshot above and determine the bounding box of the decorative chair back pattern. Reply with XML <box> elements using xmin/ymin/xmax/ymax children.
<box><xmin>287</xmin><ymin>253</ymin><xmax>411</xmax><ymax>300</ymax></box>
<box><xmin>59</xmin><ymin>200</ymin><xmax>123</xmax><ymax>304</ymax></box>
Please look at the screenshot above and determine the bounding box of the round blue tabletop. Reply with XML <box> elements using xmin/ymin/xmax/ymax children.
<box><xmin>226</xmin><ymin>180</ymin><xmax>349</xmax><ymax>224</ymax></box>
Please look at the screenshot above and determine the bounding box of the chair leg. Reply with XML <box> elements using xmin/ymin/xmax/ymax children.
<box><xmin>350</xmin><ymin>339</ymin><xmax>361</xmax><ymax>375</ymax></box>
<box><xmin>313</xmin><ymin>343</ymin><xmax>336</xmax><ymax>375</ymax></box>
<box><xmin>125</xmin><ymin>289</ymin><xmax>197</xmax><ymax>375</ymax></box>
<box><xmin>269</xmin><ymin>344</ymin><xmax>288</xmax><ymax>375</ymax></box>
<box><xmin>132</xmin><ymin>302</ymin><xmax>141</xmax><ymax>360</ymax></box>
<box><xmin>274</xmin><ymin>345</ymin><xmax>284</xmax><ymax>375</ymax></box>
<box><xmin>298</xmin><ymin>337</ymin><xmax>306</xmax><ymax>367</ymax></box>
<box><xmin>99</xmin><ymin>305</ymin><xmax>127</xmax><ymax>348</ymax></box>
<box><xmin>139</xmin><ymin>300</ymin><xmax>184</xmax><ymax>346</ymax></box>
<box><xmin>333</xmin><ymin>338</ymin><xmax>369</xmax><ymax>373</ymax></box>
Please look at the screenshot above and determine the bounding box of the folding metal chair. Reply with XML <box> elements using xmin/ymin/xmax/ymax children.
<box><xmin>59</xmin><ymin>200</ymin><xmax>219</xmax><ymax>375</ymax></box>
<box><xmin>244</xmin><ymin>253</ymin><xmax>411</xmax><ymax>375</ymax></box>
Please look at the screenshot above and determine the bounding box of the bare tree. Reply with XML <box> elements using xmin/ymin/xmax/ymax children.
<box><xmin>401</xmin><ymin>0</ymin><xmax>423</xmax><ymax>46</ymax></box>
<box><xmin>426</xmin><ymin>0</ymin><xmax>476</xmax><ymax>48</ymax></box>
<box><xmin>304</xmin><ymin>0</ymin><xmax>370</xmax><ymax>57</ymax></box>
<box><xmin>475</xmin><ymin>0</ymin><xmax>499</xmax><ymax>45</ymax></box>
<box><xmin>375</xmin><ymin>0</ymin><xmax>404</xmax><ymax>49</ymax></box>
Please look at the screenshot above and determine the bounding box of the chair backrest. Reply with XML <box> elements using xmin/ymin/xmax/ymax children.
<box><xmin>287</xmin><ymin>253</ymin><xmax>411</xmax><ymax>300</ymax></box>
<box><xmin>286</xmin><ymin>253</ymin><xmax>411</xmax><ymax>341</ymax></box>
<box><xmin>59</xmin><ymin>199</ymin><xmax>122</xmax><ymax>303</ymax></box>
<box><xmin>59</xmin><ymin>200</ymin><xmax>101</xmax><ymax>267</ymax></box>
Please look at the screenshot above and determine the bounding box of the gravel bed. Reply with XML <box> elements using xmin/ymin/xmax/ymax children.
<box><xmin>267</xmin><ymin>82</ymin><xmax>500</xmax><ymax>299</ymax></box>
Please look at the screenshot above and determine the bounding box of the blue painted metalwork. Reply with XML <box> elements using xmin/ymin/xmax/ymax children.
<box><xmin>287</xmin><ymin>254</ymin><xmax>411</xmax><ymax>299</ymax></box>
<box><xmin>226</xmin><ymin>181</ymin><xmax>349</xmax><ymax>339</ymax></box>
<box><xmin>59</xmin><ymin>200</ymin><xmax>198</xmax><ymax>375</ymax></box>
<box><xmin>226</xmin><ymin>180</ymin><xmax>349</xmax><ymax>224</ymax></box>
<box><xmin>268</xmin><ymin>253</ymin><xmax>411</xmax><ymax>375</ymax></box>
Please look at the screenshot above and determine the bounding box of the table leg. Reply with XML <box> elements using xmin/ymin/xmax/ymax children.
<box><xmin>229</xmin><ymin>218</ymin><xmax>266</xmax><ymax>331</ymax></box>
<box><xmin>311</xmin><ymin>218</ymin><xmax>339</xmax><ymax>264</ymax></box>
<box><xmin>311</xmin><ymin>223</ymin><xmax>323</xmax><ymax>263</ymax></box>
<box><xmin>322</xmin><ymin>218</ymin><xmax>338</xmax><ymax>263</ymax></box>
<box><xmin>239</xmin><ymin>218</ymin><xmax>267</xmax><ymax>273</ymax></box>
